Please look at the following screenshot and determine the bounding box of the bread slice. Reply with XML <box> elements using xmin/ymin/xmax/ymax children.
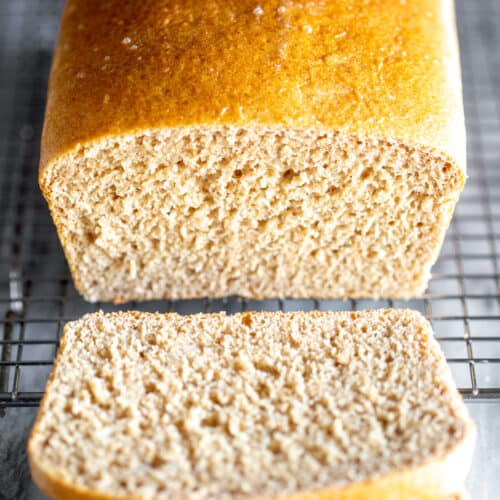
<box><xmin>29</xmin><ymin>309</ymin><xmax>475</xmax><ymax>499</ymax></box>
<box><xmin>40</xmin><ymin>0</ymin><xmax>465</xmax><ymax>302</ymax></box>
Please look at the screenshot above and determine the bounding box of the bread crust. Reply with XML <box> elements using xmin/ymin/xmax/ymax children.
<box><xmin>28</xmin><ymin>310</ymin><xmax>475</xmax><ymax>499</ymax></box>
<box><xmin>38</xmin><ymin>0</ymin><xmax>466</xmax><ymax>302</ymax></box>
<box><xmin>39</xmin><ymin>0</ymin><xmax>464</xmax><ymax>189</ymax></box>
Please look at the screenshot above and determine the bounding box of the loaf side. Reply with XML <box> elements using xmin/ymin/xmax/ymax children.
<box><xmin>40</xmin><ymin>0</ymin><xmax>465</xmax><ymax>301</ymax></box>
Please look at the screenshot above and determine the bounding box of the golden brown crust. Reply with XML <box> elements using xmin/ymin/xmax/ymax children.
<box><xmin>40</xmin><ymin>0</ymin><xmax>464</xmax><ymax>183</ymax></box>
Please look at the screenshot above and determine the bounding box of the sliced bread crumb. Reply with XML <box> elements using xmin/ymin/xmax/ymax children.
<box><xmin>29</xmin><ymin>309</ymin><xmax>475</xmax><ymax>499</ymax></box>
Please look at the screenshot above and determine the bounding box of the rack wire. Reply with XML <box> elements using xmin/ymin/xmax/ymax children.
<box><xmin>1</xmin><ymin>0</ymin><xmax>500</xmax><ymax>409</ymax></box>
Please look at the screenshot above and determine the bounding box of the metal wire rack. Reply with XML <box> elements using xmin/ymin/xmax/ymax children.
<box><xmin>1</xmin><ymin>0</ymin><xmax>499</xmax><ymax>410</ymax></box>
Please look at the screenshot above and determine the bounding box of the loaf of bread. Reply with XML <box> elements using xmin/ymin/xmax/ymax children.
<box><xmin>40</xmin><ymin>0</ymin><xmax>465</xmax><ymax>302</ymax></box>
<box><xmin>29</xmin><ymin>309</ymin><xmax>475</xmax><ymax>499</ymax></box>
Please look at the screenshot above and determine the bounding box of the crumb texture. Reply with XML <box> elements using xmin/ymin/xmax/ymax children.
<box><xmin>43</xmin><ymin>127</ymin><xmax>463</xmax><ymax>302</ymax></box>
<box><xmin>29</xmin><ymin>310</ymin><xmax>471</xmax><ymax>499</ymax></box>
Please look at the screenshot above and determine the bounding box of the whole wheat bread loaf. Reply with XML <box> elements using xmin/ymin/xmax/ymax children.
<box><xmin>29</xmin><ymin>309</ymin><xmax>475</xmax><ymax>499</ymax></box>
<box><xmin>40</xmin><ymin>0</ymin><xmax>465</xmax><ymax>302</ymax></box>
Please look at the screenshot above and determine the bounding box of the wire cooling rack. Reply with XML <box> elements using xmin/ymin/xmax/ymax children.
<box><xmin>1</xmin><ymin>1</ymin><xmax>500</xmax><ymax>409</ymax></box>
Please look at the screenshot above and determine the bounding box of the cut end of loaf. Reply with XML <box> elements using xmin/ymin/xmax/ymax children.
<box><xmin>40</xmin><ymin>126</ymin><xmax>464</xmax><ymax>302</ymax></box>
<box><xmin>29</xmin><ymin>309</ymin><xmax>474</xmax><ymax>499</ymax></box>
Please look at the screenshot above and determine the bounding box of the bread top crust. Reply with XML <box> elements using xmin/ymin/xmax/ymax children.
<box><xmin>40</xmin><ymin>0</ymin><xmax>464</xmax><ymax>177</ymax></box>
